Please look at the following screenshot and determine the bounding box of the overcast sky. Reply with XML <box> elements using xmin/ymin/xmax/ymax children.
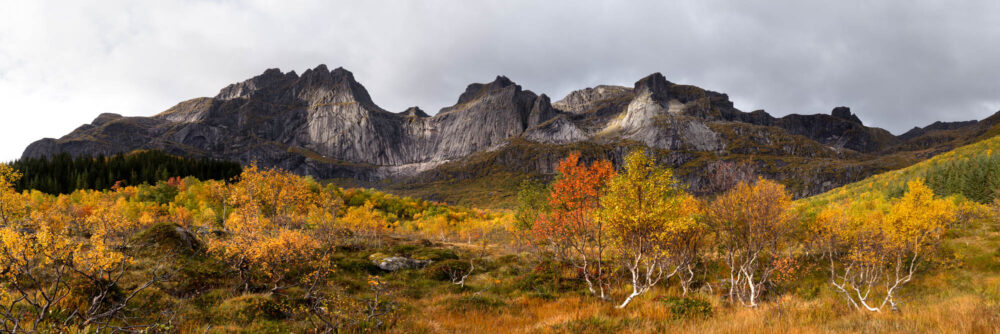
<box><xmin>2</xmin><ymin>1</ymin><xmax>1000</xmax><ymax>161</ymax></box>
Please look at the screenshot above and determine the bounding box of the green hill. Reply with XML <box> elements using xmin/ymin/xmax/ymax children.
<box><xmin>811</xmin><ymin>134</ymin><xmax>1000</xmax><ymax>204</ymax></box>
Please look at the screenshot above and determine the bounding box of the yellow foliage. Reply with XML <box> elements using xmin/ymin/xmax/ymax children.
<box><xmin>816</xmin><ymin>179</ymin><xmax>957</xmax><ymax>311</ymax></box>
<box><xmin>341</xmin><ymin>201</ymin><xmax>391</xmax><ymax>242</ymax></box>
<box><xmin>599</xmin><ymin>151</ymin><xmax>701</xmax><ymax>255</ymax></box>
<box><xmin>597</xmin><ymin>150</ymin><xmax>703</xmax><ymax>307</ymax></box>
<box><xmin>208</xmin><ymin>164</ymin><xmax>340</xmax><ymax>290</ymax></box>
<box><xmin>0</xmin><ymin>164</ymin><xmax>26</xmax><ymax>225</ymax></box>
<box><xmin>707</xmin><ymin>177</ymin><xmax>796</xmax><ymax>307</ymax></box>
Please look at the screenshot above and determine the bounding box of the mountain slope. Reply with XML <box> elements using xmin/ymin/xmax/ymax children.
<box><xmin>810</xmin><ymin>132</ymin><xmax>1000</xmax><ymax>204</ymax></box>
<box><xmin>22</xmin><ymin>65</ymin><xmax>998</xmax><ymax>198</ymax></box>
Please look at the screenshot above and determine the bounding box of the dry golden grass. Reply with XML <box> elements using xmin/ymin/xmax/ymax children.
<box><xmin>386</xmin><ymin>288</ymin><xmax>1000</xmax><ymax>334</ymax></box>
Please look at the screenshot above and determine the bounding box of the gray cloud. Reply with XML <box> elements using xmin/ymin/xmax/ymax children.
<box><xmin>2</xmin><ymin>0</ymin><xmax>999</xmax><ymax>161</ymax></box>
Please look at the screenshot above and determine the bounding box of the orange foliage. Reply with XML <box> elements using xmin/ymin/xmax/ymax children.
<box><xmin>533</xmin><ymin>152</ymin><xmax>615</xmax><ymax>300</ymax></box>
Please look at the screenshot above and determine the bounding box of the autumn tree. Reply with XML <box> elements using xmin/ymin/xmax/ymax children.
<box><xmin>533</xmin><ymin>153</ymin><xmax>615</xmax><ymax>300</ymax></box>
<box><xmin>816</xmin><ymin>180</ymin><xmax>955</xmax><ymax>312</ymax></box>
<box><xmin>0</xmin><ymin>164</ymin><xmax>26</xmax><ymax>226</ymax></box>
<box><xmin>598</xmin><ymin>150</ymin><xmax>703</xmax><ymax>308</ymax></box>
<box><xmin>340</xmin><ymin>201</ymin><xmax>391</xmax><ymax>247</ymax></box>
<box><xmin>225</xmin><ymin>164</ymin><xmax>316</xmax><ymax>230</ymax></box>
<box><xmin>209</xmin><ymin>164</ymin><xmax>337</xmax><ymax>293</ymax></box>
<box><xmin>0</xmin><ymin>213</ymin><xmax>76</xmax><ymax>332</ymax></box>
<box><xmin>515</xmin><ymin>179</ymin><xmax>550</xmax><ymax>230</ymax></box>
<box><xmin>302</xmin><ymin>264</ymin><xmax>354</xmax><ymax>333</ymax></box>
<box><xmin>707</xmin><ymin>178</ymin><xmax>795</xmax><ymax>307</ymax></box>
<box><xmin>83</xmin><ymin>195</ymin><xmax>146</xmax><ymax>248</ymax></box>
<box><xmin>0</xmin><ymin>177</ymin><xmax>164</xmax><ymax>332</ymax></box>
<box><xmin>513</xmin><ymin>179</ymin><xmax>550</xmax><ymax>253</ymax></box>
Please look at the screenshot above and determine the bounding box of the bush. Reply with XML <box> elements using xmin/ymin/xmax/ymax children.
<box><xmin>660</xmin><ymin>296</ymin><xmax>713</xmax><ymax>320</ymax></box>
<box><xmin>214</xmin><ymin>294</ymin><xmax>285</xmax><ymax>324</ymax></box>
<box><xmin>512</xmin><ymin>260</ymin><xmax>581</xmax><ymax>298</ymax></box>
<box><xmin>423</xmin><ymin>259</ymin><xmax>473</xmax><ymax>281</ymax></box>
<box><xmin>334</xmin><ymin>254</ymin><xmax>382</xmax><ymax>274</ymax></box>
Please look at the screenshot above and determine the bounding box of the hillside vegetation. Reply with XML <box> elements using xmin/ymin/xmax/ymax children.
<box><xmin>0</xmin><ymin>140</ymin><xmax>998</xmax><ymax>332</ymax></box>
<box><xmin>812</xmin><ymin>134</ymin><xmax>1000</xmax><ymax>204</ymax></box>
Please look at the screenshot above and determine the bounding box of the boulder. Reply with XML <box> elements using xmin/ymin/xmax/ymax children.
<box><xmin>374</xmin><ymin>256</ymin><xmax>432</xmax><ymax>272</ymax></box>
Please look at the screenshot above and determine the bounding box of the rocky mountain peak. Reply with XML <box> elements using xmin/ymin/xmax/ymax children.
<box><xmin>553</xmin><ymin>85</ymin><xmax>632</xmax><ymax>114</ymax></box>
<box><xmin>898</xmin><ymin>119</ymin><xmax>980</xmax><ymax>140</ymax></box>
<box><xmin>401</xmin><ymin>106</ymin><xmax>429</xmax><ymax>118</ymax></box>
<box><xmin>300</xmin><ymin>64</ymin><xmax>354</xmax><ymax>81</ymax></box>
<box><xmin>527</xmin><ymin>94</ymin><xmax>558</xmax><ymax>128</ymax></box>
<box><xmin>214</xmin><ymin>65</ymin><xmax>379</xmax><ymax>109</ymax></box>
<box><xmin>634</xmin><ymin>72</ymin><xmax>673</xmax><ymax>95</ymax></box>
<box><xmin>26</xmin><ymin>64</ymin><xmax>992</xmax><ymax>198</ymax></box>
<box><xmin>92</xmin><ymin>113</ymin><xmax>123</xmax><ymax>126</ymax></box>
<box><xmin>633</xmin><ymin>72</ymin><xmax>673</xmax><ymax>100</ymax></box>
<box><xmin>831</xmin><ymin>106</ymin><xmax>862</xmax><ymax>124</ymax></box>
<box><xmin>292</xmin><ymin>65</ymin><xmax>381</xmax><ymax>109</ymax></box>
<box><xmin>455</xmin><ymin>75</ymin><xmax>519</xmax><ymax>105</ymax></box>
<box><xmin>215</xmin><ymin>67</ymin><xmax>298</xmax><ymax>100</ymax></box>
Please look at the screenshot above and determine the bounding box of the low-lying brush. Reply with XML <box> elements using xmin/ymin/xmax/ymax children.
<box><xmin>661</xmin><ymin>296</ymin><xmax>713</xmax><ymax>320</ymax></box>
<box><xmin>444</xmin><ymin>294</ymin><xmax>509</xmax><ymax>312</ymax></box>
<box><xmin>1</xmin><ymin>148</ymin><xmax>999</xmax><ymax>332</ymax></box>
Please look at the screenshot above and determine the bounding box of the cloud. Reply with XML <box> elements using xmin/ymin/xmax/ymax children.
<box><xmin>2</xmin><ymin>0</ymin><xmax>999</xmax><ymax>160</ymax></box>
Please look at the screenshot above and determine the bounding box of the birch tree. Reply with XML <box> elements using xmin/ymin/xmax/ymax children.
<box><xmin>598</xmin><ymin>150</ymin><xmax>702</xmax><ymax>308</ymax></box>
<box><xmin>707</xmin><ymin>178</ymin><xmax>795</xmax><ymax>307</ymax></box>
<box><xmin>816</xmin><ymin>180</ymin><xmax>954</xmax><ymax>312</ymax></box>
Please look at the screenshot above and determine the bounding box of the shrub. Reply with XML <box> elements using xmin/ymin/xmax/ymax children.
<box><xmin>513</xmin><ymin>260</ymin><xmax>581</xmax><ymax>298</ymax></box>
<box><xmin>334</xmin><ymin>254</ymin><xmax>382</xmax><ymax>274</ymax></box>
<box><xmin>424</xmin><ymin>259</ymin><xmax>474</xmax><ymax>281</ymax></box>
<box><xmin>214</xmin><ymin>294</ymin><xmax>286</xmax><ymax>324</ymax></box>
<box><xmin>660</xmin><ymin>296</ymin><xmax>713</xmax><ymax>320</ymax></box>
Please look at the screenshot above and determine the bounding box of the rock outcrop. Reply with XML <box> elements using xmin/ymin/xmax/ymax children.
<box><xmin>373</xmin><ymin>257</ymin><xmax>432</xmax><ymax>272</ymax></box>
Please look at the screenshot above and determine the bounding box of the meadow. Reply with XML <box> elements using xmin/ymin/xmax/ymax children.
<box><xmin>0</xmin><ymin>145</ymin><xmax>998</xmax><ymax>333</ymax></box>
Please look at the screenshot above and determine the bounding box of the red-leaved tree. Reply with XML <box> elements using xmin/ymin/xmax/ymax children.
<box><xmin>533</xmin><ymin>153</ymin><xmax>615</xmax><ymax>300</ymax></box>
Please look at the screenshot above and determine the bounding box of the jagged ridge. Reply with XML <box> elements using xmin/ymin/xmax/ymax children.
<box><xmin>22</xmin><ymin>65</ymin><xmax>995</xmax><ymax>196</ymax></box>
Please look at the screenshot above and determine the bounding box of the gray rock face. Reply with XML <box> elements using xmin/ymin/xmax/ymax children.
<box><xmin>375</xmin><ymin>257</ymin><xmax>432</xmax><ymax>271</ymax></box>
<box><xmin>524</xmin><ymin>116</ymin><xmax>588</xmax><ymax>144</ymax></box>
<box><xmin>21</xmin><ymin>65</ymin><xmax>969</xmax><ymax>193</ymax></box>
<box><xmin>22</xmin><ymin>65</ymin><xmax>559</xmax><ymax>179</ymax></box>
<box><xmin>553</xmin><ymin>85</ymin><xmax>632</xmax><ymax>114</ymax></box>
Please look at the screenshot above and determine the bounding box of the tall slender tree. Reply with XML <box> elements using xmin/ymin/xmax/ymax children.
<box><xmin>533</xmin><ymin>152</ymin><xmax>615</xmax><ymax>300</ymax></box>
<box><xmin>707</xmin><ymin>178</ymin><xmax>795</xmax><ymax>307</ymax></box>
<box><xmin>598</xmin><ymin>150</ymin><xmax>702</xmax><ymax>308</ymax></box>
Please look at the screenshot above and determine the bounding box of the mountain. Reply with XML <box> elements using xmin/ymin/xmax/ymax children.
<box><xmin>22</xmin><ymin>65</ymin><xmax>999</xmax><ymax>198</ymax></box>
<box><xmin>811</xmin><ymin>127</ymin><xmax>1000</xmax><ymax>205</ymax></box>
<box><xmin>24</xmin><ymin>66</ymin><xmax>555</xmax><ymax>179</ymax></box>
